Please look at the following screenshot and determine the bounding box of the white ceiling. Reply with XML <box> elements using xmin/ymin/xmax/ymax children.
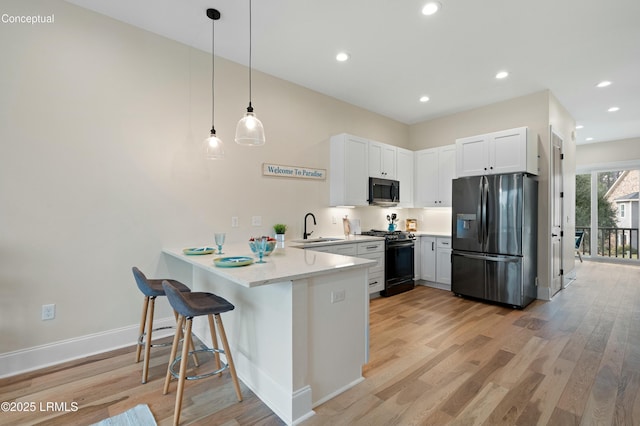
<box><xmin>66</xmin><ymin>0</ymin><xmax>640</xmax><ymax>145</ymax></box>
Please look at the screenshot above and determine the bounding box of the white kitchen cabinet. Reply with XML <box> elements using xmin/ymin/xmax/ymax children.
<box><xmin>330</xmin><ymin>134</ymin><xmax>369</xmax><ymax>206</ymax></box>
<box><xmin>357</xmin><ymin>241</ymin><xmax>385</xmax><ymax>294</ymax></box>
<box><xmin>369</xmin><ymin>140</ymin><xmax>397</xmax><ymax>179</ymax></box>
<box><xmin>419</xmin><ymin>236</ymin><xmax>451</xmax><ymax>290</ymax></box>
<box><xmin>396</xmin><ymin>147</ymin><xmax>414</xmax><ymax>207</ymax></box>
<box><xmin>435</xmin><ymin>238</ymin><xmax>452</xmax><ymax>286</ymax></box>
<box><xmin>414</xmin><ymin>144</ymin><xmax>456</xmax><ymax>207</ymax></box>
<box><xmin>305</xmin><ymin>239</ymin><xmax>385</xmax><ymax>294</ymax></box>
<box><xmin>419</xmin><ymin>236</ymin><xmax>437</xmax><ymax>282</ymax></box>
<box><xmin>456</xmin><ymin>127</ymin><xmax>538</xmax><ymax>177</ymax></box>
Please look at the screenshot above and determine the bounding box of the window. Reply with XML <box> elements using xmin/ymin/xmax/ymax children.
<box><xmin>620</xmin><ymin>204</ymin><xmax>626</xmax><ymax>218</ymax></box>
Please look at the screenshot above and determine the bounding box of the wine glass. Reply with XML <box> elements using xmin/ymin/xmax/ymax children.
<box><xmin>214</xmin><ymin>233</ymin><xmax>225</xmax><ymax>255</ymax></box>
<box><xmin>254</xmin><ymin>236</ymin><xmax>268</xmax><ymax>263</ymax></box>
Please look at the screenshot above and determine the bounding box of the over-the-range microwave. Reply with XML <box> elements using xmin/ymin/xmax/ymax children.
<box><xmin>369</xmin><ymin>177</ymin><xmax>400</xmax><ymax>207</ymax></box>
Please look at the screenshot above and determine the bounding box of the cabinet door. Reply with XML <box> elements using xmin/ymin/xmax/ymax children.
<box><xmin>456</xmin><ymin>134</ymin><xmax>489</xmax><ymax>178</ymax></box>
<box><xmin>396</xmin><ymin>147</ymin><xmax>414</xmax><ymax>207</ymax></box>
<box><xmin>368</xmin><ymin>141</ymin><xmax>384</xmax><ymax>178</ymax></box>
<box><xmin>489</xmin><ymin>127</ymin><xmax>527</xmax><ymax>175</ymax></box>
<box><xmin>420</xmin><ymin>236</ymin><xmax>437</xmax><ymax>282</ymax></box>
<box><xmin>330</xmin><ymin>134</ymin><xmax>368</xmax><ymax>206</ymax></box>
<box><xmin>436</xmin><ymin>238</ymin><xmax>452</xmax><ymax>285</ymax></box>
<box><xmin>382</xmin><ymin>144</ymin><xmax>397</xmax><ymax>179</ymax></box>
<box><xmin>414</xmin><ymin>148</ymin><xmax>439</xmax><ymax>207</ymax></box>
<box><xmin>369</xmin><ymin>141</ymin><xmax>396</xmax><ymax>179</ymax></box>
<box><xmin>437</xmin><ymin>145</ymin><xmax>456</xmax><ymax>206</ymax></box>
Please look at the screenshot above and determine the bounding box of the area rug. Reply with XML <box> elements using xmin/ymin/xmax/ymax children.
<box><xmin>91</xmin><ymin>404</ymin><xmax>157</xmax><ymax>426</ymax></box>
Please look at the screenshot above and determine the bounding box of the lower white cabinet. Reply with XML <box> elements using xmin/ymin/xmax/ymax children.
<box><xmin>420</xmin><ymin>236</ymin><xmax>437</xmax><ymax>282</ymax></box>
<box><xmin>435</xmin><ymin>238</ymin><xmax>452</xmax><ymax>286</ymax></box>
<box><xmin>305</xmin><ymin>240</ymin><xmax>385</xmax><ymax>294</ymax></box>
<box><xmin>357</xmin><ymin>241</ymin><xmax>385</xmax><ymax>294</ymax></box>
<box><xmin>419</xmin><ymin>236</ymin><xmax>451</xmax><ymax>290</ymax></box>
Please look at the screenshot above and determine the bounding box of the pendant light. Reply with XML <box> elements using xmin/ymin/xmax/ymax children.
<box><xmin>235</xmin><ymin>0</ymin><xmax>265</xmax><ymax>146</ymax></box>
<box><xmin>203</xmin><ymin>8</ymin><xmax>224</xmax><ymax>159</ymax></box>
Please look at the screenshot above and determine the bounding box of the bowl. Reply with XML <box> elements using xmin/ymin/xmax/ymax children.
<box><xmin>248</xmin><ymin>239</ymin><xmax>277</xmax><ymax>256</ymax></box>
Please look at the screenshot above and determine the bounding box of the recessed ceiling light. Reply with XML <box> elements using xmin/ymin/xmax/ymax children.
<box><xmin>422</xmin><ymin>2</ymin><xmax>441</xmax><ymax>15</ymax></box>
<box><xmin>586</xmin><ymin>137</ymin><xmax>594</xmax><ymax>141</ymax></box>
<box><xmin>608</xmin><ymin>106</ymin><xmax>620</xmax><ymax>112</ymax></box>
<box><xmin>576</xmin><ymin>125</ymin><xmax>584</xmax><ymax>129</ymax></box>
<box><xmin>420</xmin><ymin>96</ymin><xmax>430</xmax><ymax>103</ymax></box>
<box><xmin>495</xmin><ymin>71</ymin><xmax>509</xmax><ymax>79</ymax></box>
<box><xmin>596</xmin><ymin>81</ymin><xmax>612</xmax><ymax>88</ymax></box>
<box><xmin>336</xmin><ymin>52</ymin><xmax>350</xmax><ymax>62</ymax></box>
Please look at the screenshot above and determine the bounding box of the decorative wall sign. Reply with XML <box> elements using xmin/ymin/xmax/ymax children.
<box><xmin>262</xmin><ymin>163</ymin><xmax>326</xmax><ymax>180</ymax></box>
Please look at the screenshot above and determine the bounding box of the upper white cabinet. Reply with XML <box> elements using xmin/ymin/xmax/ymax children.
<box><xmin>369</xmin><ymin>140</ymin><xmax>397</xmax><ymax>179</ymax></box>
<box><xmin>330</xmin><ymin>134</ymin><xmax>369</xmax><ymax>207</ymax></box>
<box><xmin>414</xmin><ymin>144</ymin><xmax>456</xmax><ymax>207</ymax></box>
<box><xmin>396</xmin><ymin>147</ymin><xmax>414</xmax><ymax>207</ymax></box>
<box><xmin>456</xmin><ymin>127</ymin><xmax>538</xmax><ymax>177</ymax></box>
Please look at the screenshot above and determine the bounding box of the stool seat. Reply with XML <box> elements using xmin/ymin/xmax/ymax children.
<box><xmin>165</xmin><ymin>290</ymin><xmax>234</xmax><ymax>318</ymax></box>
<box><xmin>162</xmin><ymin>280</ymin><xmax>242</xmax><ymax>425</ymax></box>
<box><xmin>132</xmin><ymin>267</ymin><xmax>195</xmax><ymax>384</ymax></box>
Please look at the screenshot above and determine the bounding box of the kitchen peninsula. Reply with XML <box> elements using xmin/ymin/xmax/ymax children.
<box><xmin>162</xmin><ymin>244</ymin><xmax>375</xmax><ymax>425</ymax></box>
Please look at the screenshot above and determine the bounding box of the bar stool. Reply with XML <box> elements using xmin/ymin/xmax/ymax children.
<box><xmin>162</xmin><ymin>280</ymin><xmax>242</xmax><ymax>426</ymax></box>
<box><xmin>132</xmin><ymin>267</ymin><xmax>194</xmax><ymax>384</ymax></box>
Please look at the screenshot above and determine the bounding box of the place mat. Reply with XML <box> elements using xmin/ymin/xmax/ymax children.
<box><xmin>91</xmin><ymin>404</ymin><xmax>156</xmax><ymax>426</ymax></box>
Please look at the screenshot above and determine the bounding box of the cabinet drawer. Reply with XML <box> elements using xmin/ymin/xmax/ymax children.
<box><xmin>306</xmin><ymin>244</ymin><xmax>357</xmax><ymax>256</ymax></box>
<box><xmin>359</xmin><ymin>251</ymin><xmax>384</xmax><ymax>275</ymax></box>
<box><xmin>368</xmin><ymin>272</ymin><xmax>384</xmax><ymax>293</ymax></box>
<box><xmin>436</xmin><ymin>237</ymin><xmax>451</xmax><ymax>249</ymax></box>
<box><xmin>357</xmin><ymin>241</ymin><xmax>385</xmax><ymax>254</ymax></box>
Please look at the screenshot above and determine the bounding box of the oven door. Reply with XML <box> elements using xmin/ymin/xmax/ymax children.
<box><xmin>382</xmin><ymin>240</ymin><xmax>415</xmax><ymax>296</ymax></box>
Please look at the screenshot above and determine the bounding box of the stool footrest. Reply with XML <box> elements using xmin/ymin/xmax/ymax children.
<box><xmin>169</xmin><ymin>348</ymin><xmax>228</xmax><ymax>381</ymax></box>
<box><xmin>138</xmin><ymin>325</ymin><xmax>185</xmax><ymax>349</ymax></box>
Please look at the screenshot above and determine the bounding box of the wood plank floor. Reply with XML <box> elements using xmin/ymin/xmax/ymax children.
<box><xmin>2</xmin><ymin>260</ymin><xmax>640</xmax><ymax>425</ymax></box>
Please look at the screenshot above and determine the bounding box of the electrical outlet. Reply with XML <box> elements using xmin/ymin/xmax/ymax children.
<box><xmin>231</xmin><ymin>216</ymin><xmax>239</xmax><ymax>227</ymax></box>
<box><xmin>251</xmin><ymin>216</ymin><xmax>262</xmax><ymax>226</ymax></box>
<box><xmin>331</xmin><ymin>290</ymin><xmax>346</xmax><ymax>304</ymax></box>
<box><xmin>42</xmin><ymin>304</ymin><xmax>55</xmax><ymax>320</ymax></box>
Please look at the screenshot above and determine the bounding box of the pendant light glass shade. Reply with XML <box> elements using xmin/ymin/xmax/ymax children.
<box><xmin>235</xmin><ymin>0</ymin><xmax>265</xmax><ymax>146</ymax></box>
<box><xmin>203</xmin><ymin>127</ymin><xmax>225</xmax><ymax>159</ymax></box>
<box><xmin>235</xmin><ymin>103</ymin><xmax>265</xmax><ymax>146</ymax></box>
<box><xmin>204</xmin><ymin>8</ymin><xmax>224</xmax><ymax>159</ymax></box>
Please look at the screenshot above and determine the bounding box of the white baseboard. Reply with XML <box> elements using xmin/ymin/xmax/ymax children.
<box><xmin>536</xmin><ymin>285</ymin><xmax>552</xmax><ymax>301</ymax></box>
<box><xmin>0</xmin><ymin>317</ymin><xmax>176</xmax><ymax>379</ymax></box>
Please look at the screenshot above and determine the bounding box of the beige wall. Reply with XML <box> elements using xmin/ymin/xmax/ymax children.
<box><xmin>577</xmin><ymin>137</ymin><xmax>640</xmax><ymax>168</ymax></box>
<box><xmin>0</xmin><ymin>0</ymin><xmax>409</xmax><ymax>354</ymax></box>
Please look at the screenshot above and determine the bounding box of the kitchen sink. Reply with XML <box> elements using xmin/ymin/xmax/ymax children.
<box><xmin>291</xmin><ymin>237</ymin><xmax>344</xmax><ymax>243</ymax></box>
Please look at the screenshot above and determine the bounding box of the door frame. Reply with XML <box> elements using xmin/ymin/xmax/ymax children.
<box><xmin>550</xmin><ymin>126</ymin><xmax>564</xmax><ymax>293</ymax></box>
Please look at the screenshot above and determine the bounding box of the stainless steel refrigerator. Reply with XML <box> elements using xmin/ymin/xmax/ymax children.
<box><xmin>451</xmin><ymin>173</ymin><xmax>537</xmax><ymax>308</ymax></box>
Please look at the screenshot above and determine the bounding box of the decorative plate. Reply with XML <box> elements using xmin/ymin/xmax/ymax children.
<box><xmin>214</xmin><ymin>256</ymin><xmax>254</xmax><ymax>268</ymax></box>
<box><xmin>183</xmin><ymin>247</ymin><xmax>215</xmax><ymax>255</ymax></box>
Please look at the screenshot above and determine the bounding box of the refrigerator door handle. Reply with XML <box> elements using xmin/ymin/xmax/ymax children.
<box><xmin>481</xmin><ymin>176</ymin><xmax>489</xmax><ymax>248</ymax></box>
<box><xmin>455</xmin><ymin>252</ymin><xmax>520</xmax><ymax>263</ymax></box>
<box><xmin>477</xmin><ymin>178</ymin><xmax>484</xmax><ymax>245</ymax></box>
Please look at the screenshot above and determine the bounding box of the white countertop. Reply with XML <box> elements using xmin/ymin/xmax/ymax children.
<box><xmin>414</xmin><ymin>231</ymin><xmax>452</xmax><ymax>237</ymax></box>
<box><xmin>287</xmin><ymin>234</ymin><xmax>385</xmax><ymax>248</ymax></box>
<box><xmin>163</xmin><ymin>243</ymin><xmax>375</xmax><ymax>288</ymax></box>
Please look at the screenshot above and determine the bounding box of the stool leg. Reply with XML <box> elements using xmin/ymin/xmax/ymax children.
<box><xmin>173</xmin><ymin>317</ymin><xmax>193</xmax><ymax>426</ymax></box>
<box><xmin>174</xmin><ymin>310</ymin><xmax>199</xmax><ymax>367</ymax></box>
<box><xmin>207</xmin><ymin>314</ymin><xmax>222</xmax><ymax>376</ymax></box>
<box><xmin>135</xmin><ymin>296</ymin><xmax>150</xmax><ymax>363</ymax></box>
<box><xmin>141</xmin><ymin>296</ymin><xmax>156</xmax><ymax>384</ymax></box>
<box><xmin>214</xmin><ymin>314</ymin><xmax>242</xmax><ymax>402</ymax></box>
<box><xmin>164</xmin><ymin>314</ymin><xmax>184</xmax><ymax>395</ymax></box>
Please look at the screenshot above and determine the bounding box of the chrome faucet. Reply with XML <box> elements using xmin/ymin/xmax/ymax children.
<box><xmin>303</xmin><ymin>213</ymin><xmax>316</xmax><ymax>239</ymax></box>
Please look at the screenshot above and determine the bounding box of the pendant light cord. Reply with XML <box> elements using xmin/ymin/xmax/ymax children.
<box><xmin>248</xmin><ymin>0</ymin><xmax>252</xmax><ymax>107</ymax></box>
<box><xmin>211</xmin><ymin>14</ymin><xmax>215</xmax><ymax>131</ymax></box>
